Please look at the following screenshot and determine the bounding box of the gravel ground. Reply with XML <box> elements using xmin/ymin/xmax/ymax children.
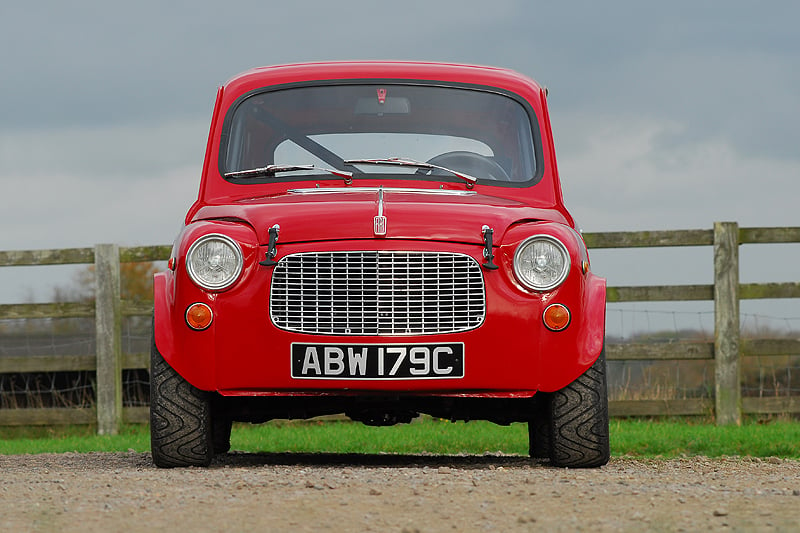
<box><xmin>1</xmin><ymin>452</ymin><xmax>799</xmax><ymax>532</ymax></box>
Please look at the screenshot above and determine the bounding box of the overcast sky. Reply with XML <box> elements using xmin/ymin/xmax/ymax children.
<box><xmin>1</xmin><ymin>1</ymin><xmax>798</xmax><ymax>309</ymax></box>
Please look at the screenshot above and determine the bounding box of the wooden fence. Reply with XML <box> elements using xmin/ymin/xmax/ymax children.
<box><xmin>0</xmin><ymin>222</ymin><xmax>798</xmax><ymax>433</ymax></box>
<box><xmin>0</xmin><ymin>245</ymin><xmax>170</xmax><ymax>434</ymax></box>
<box><xmin>584</xmin><ymin>223</ymin><xmax>800</xmax><ymax>423</ymax></box>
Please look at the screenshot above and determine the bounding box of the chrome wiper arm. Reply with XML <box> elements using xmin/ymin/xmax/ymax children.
<box><xmin>224</xmin><ymin>164</ymin><xmax>353</xmax><ymax>184</ymax></box>
<box><xmin>344</xmin><ymin>157</ymin><xmax>478</xmax><ymax>187</ymax></box>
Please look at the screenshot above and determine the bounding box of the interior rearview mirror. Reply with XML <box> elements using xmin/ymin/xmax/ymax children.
<box><xmin>355</xmin><ymin>96</ymin><xmax>410</xmax><ymax>115</ymax></box>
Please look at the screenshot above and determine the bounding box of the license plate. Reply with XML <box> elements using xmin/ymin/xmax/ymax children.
<box><xmin>291</xmin><ymin>342</ymin><xmax>464</xmax><ymax>380</ymax></box>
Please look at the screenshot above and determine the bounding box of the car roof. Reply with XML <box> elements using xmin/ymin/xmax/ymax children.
<box><xmin>221</xmin><ymin>61</ymin><xmax>544</xmax><ymax>98</ymax></box>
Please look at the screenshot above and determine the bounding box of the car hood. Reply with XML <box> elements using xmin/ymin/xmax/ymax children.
<box><xmin>191</xmin><ymin>187</ymin><xmax>570</xmax><ymax>246</ymax></box>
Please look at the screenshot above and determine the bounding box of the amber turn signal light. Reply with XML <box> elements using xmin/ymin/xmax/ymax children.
<box><xmin>185</xmin><ymin>303</ymin><xmax>213</xmax><ymax>330</ymax></box>
<box><xmin>543</xmin><ymin>303</ymin><xmax>570</xmax><ymax>331</ymax></box>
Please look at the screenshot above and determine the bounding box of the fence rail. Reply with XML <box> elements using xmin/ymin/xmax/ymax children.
<box><xmin>1</xmin><ymin>223</ymin><xmax>798</xmax><ymax>432</ymax></box>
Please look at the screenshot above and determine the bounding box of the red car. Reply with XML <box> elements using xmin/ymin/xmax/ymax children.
<box><xmin>151</xmin><ymin>62</ymin><xmax>608</xmax><ymax>468</ymax></box>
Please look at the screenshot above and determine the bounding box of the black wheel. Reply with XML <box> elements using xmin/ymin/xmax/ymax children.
<box><xmin>417</xmin><ymin>151</ymin><xmax>511</xmax><ymax>181</ymax></box>
<box><xmin>548</xmin><ymin>348</ymin><xmax>610</xmax><ymax>468</ymax></box>
<box><xmin>212</xmin><ymin>414</ymin><xmax>233</xmax><ymax>454</ymax></box>
<box><xmin>150</xmin><ymin>336</ymin><xmax>213</xmax><ymax>468</ymax></box>
<box><xmin>527</xmin><ymin>395</ymin><xmax>552</xmax><ymax>459</ymax></box>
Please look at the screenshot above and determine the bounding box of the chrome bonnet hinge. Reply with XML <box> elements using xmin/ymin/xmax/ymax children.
<box><xmin>259</xmin><ymin>224</ymin><xmax>280</xmax><ymax>266</ymax></box>
<box><xmin>481</xmin><ymin>225</ymin><xmax>498</xmax><ymax>270</ymax></box>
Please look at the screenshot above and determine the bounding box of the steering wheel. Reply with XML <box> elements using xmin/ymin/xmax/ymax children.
<box><xmin>416</xmin><ymin>151</ymin><xmax>511</xmax><ymax>181</ymax></box>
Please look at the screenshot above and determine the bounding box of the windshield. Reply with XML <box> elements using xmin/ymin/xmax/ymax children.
<box><xmin>221</xmin><ymin>83</ymin><xmax>541</xmax><ymax>185</ymax></box>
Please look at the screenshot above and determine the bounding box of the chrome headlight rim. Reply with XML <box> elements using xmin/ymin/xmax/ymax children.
<box><xmin>185</xmin><ymin>233</ymin><xmax>244</xmax><ymax>291</ymax></box>
<box><xmin>513</xmin><ymin>234</ymin><xmax>571</xmax><ymax>292</ymax></box>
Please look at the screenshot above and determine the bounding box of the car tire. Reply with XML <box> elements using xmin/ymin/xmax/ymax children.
<box><xmin>212</xmin><ymin>413</ymin><xmax>233</xmax><ymax>455</ymax></box>
<box><xmin>527</xmin><ymin>396</ymin><xmax>551</xmax><ymax>459</ymax></box>
<box><xmin>150</xmin><ymin>336</ymin><xmax>213</xmax><ymax>468</ymax></box>
<box><xmin>549</xmin><ymin>348</ymin><xmax>610</xmax><ymax>468</ymax></box>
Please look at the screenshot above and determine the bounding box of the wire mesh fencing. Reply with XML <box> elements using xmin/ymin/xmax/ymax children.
<box><xmin>1</xmin><ymin>308</ymin><xmax>798</xmax><ymax>414</ymax></box>
<box><xmin>0</xmin><ymin>316</ymin><xmax>150</xmax><ymax>410</ymax></box>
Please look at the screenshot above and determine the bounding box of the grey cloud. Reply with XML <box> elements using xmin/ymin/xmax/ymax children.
<box><xmin>3</xmin><ymin>0</ymin><xmax>799</xmax><ymax>165</ymax></box>
<box><xmin>0</xmin><ymin>0</ymin><xmax>524</xmax><ymax>128</ymax></box>
<box><xmin>0</xmin><ymin>118</ymin><xmax>209</xmax><ymax>179</ymax></box>
<box><xmin>1</xmin><ymin>2</ymin><xmax>798</xmax><ymax>215</ymax></box>
<box><xmin>1</xmin><ymin>0</ymin><xmax>799</xmax><ymax>306</ymax></box>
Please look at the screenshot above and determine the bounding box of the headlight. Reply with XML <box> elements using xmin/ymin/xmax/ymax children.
<box><xmin>186</xmin><ymin>234</ymin><xmax>243</xmax><ymax>291</ymax></box>
<box><xmin>513</xmin><ymin>235</ymin><xmax>570</xmax><ymax>291</ymax></box>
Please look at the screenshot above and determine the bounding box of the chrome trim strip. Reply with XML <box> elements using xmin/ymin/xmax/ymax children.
<box><xmin>288</xmin><ymin>187</ymin><xmax>477</xmax><ymax>196</ymax></box>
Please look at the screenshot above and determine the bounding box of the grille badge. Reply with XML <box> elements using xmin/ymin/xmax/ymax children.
<box><xmin>374</xmin><ymin>187</ymin><xmax>387</xmax><ymax>236</ymax></box>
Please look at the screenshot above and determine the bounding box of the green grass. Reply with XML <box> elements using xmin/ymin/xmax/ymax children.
<box><xmin>234</xmin><ymin>419</ymin><xmax>530</xmax><ymax>455</ymax></box>
<box><xmin>610</xmin><ymin>418</ymin><xmax>800</xmax><ymax>458</ymax></box>
<box><xmin>0</xmin><ymin>424</ymin><xmax>151</xmax><ymax>455</ymax></box>
<box><xmin>1</xmin><ymin>418</ymin><xmax>799</xmax><ymax>458</ymax></box>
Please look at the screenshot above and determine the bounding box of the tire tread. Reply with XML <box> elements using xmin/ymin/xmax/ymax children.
<box><xmin>549</xmin><ymin>351</ymin><xmax>610</xmax><ymax>468</ymax></box>
<box><xmin>150</xmin><ymin>340</ymin><xmax>213</xmax><ymax>468</ymax></box>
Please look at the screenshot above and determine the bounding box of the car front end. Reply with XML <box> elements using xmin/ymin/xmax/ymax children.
<box><xmin>151</xmin><ymin>62</ymin><xmax>608</xmax><ymax>468</ymax></box>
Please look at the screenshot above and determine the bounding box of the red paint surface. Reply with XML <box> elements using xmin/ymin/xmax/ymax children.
<box><xmin>154</xmin><ymin>62</ymin><xmax>605</xmax><ymax>399</ymax></box>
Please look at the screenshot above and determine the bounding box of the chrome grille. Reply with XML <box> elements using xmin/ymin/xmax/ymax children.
<box><xmin>270</xmin><ymin>251</ymin><xmax>486</xmax><ymax>335</ymax></box>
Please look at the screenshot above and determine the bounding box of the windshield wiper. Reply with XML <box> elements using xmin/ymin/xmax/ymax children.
<box><xmin>224</xmin><ymin>164</ymin><xmax>353</xmax><ymax>184</ymax></box>
<box><xmin>343</xmin><ymin>157</ymin><xmax>478</xmax><ymax>188</ymax></box>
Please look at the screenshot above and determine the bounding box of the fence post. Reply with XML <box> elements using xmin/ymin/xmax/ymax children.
<box><xmin>95</xmin><ymin>243</ymin><xmax>122</xmax><ymax>435</ymax></box>
<box><xmin>713</xmin><ymin>222</ymin><xmax>741</xmax><ymax>425</ymax></box>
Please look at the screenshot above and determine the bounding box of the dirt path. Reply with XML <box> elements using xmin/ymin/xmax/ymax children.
<box><xmin>1</xmin><ymin>452</ymin><xmax>799</xmax><ymax>532</ymax></box>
